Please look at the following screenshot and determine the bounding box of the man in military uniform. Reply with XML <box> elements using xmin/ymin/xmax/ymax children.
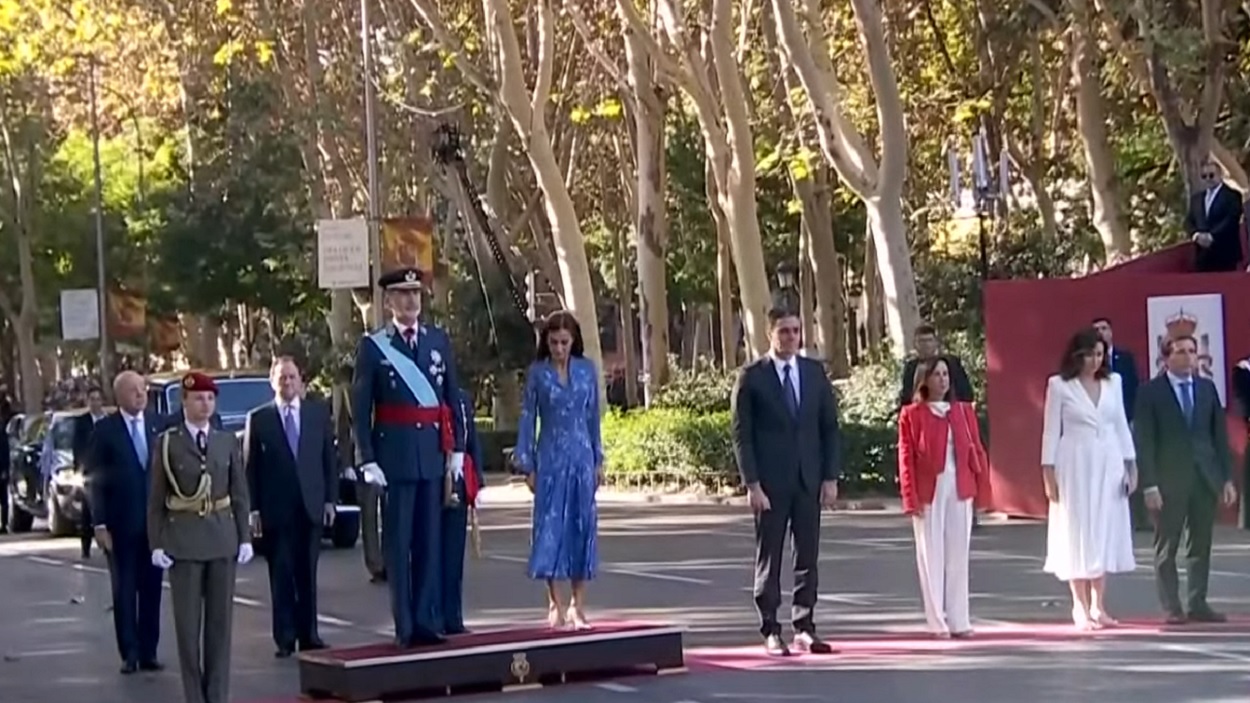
<box><xmin>352</xmin><ymin>266</ymin><xmax>467</xmax><ymax>646</ymax></box>
<box><xmin>435</xmin><ymin>387</ymin><xmax>484</xmax><ymax>635</ymax></box>
<box><xmin>148</xmin><ymin>372</ymin><xmax>253</xmax><ymax>703</ymax></box>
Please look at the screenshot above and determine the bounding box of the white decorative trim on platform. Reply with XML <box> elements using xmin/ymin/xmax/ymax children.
<box><xmin>316</xmin><ymin>626</ymin><xmax>685</xmax><ymax>669</ymax></box>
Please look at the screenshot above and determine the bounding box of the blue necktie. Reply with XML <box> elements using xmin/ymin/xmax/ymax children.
<box><xmin>283</xmin><ymin>406</ymin><xmax>300</xmax><ymax>456</ymax></box>
<box><xmin>1180</xmin><ymin>381</ymin><xmax>1194</xmax><ymax>425</ymax></box>
<box><xmin>782</xmin><ymin>364</ymin><xmax>799</xmax><ymax>417</ymax></box>
<box><xmin>130</xmin><ymin>418</ymin><xmax>148</xmax><ymax>469</ymax></box>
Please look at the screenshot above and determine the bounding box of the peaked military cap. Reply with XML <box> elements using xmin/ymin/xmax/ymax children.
<box><xmin>378</xmin><ymin>267</ymin><xmax>424</xmax><ymax>290</ymax></box>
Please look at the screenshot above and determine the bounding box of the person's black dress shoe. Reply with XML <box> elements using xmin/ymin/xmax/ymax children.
<box><xmin>138</xmin><ymin>660</ymin><xmax>163</xmax><ymax>672</ymax></box>
<box><xmin>763</xmin><ymin>634</ymin><xmax>791</xmax><ymax>657</ymax></box>
<box><xmin>119</xmin><ymin>660</ymin><xmax>138</xmax><ymax>675</ymax></box>
<box><xmin>1164</xmin><ymin>610</ymin><xmax>1188</xmax><ymax>625</ymax></box>
<box><xmin>443</xmin><ymin>626</ymin><xmax>470</xmax><ymax>636</ymax></box>
<box><xmin>275</xmin><ymin>646</ymin><xmax>295</xmax><ymax>658</ymax></box>
<box><xmin>370</xmin><ymin>571</ymin><xmax>388</xmax><ymax>584</ymax></box>
<box><xmin>792</xmin><ymin>631</ymin><xmax>834</xmax><ymax>654</ymax></box>
<box><xmin>299</xmin><ymin>639</ymin><xmax>327</xmax><ymax>651</ymax></box>
<box><xmin>1188</xmin><ymin>608</ymin><xmax>1227</xmax><ymax>623</ymax></box>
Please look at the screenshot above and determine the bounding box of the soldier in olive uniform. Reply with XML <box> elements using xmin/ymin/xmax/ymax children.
<box><xmin>147</xmin><ymin>372</ymin><xmax>253</xmax><ymax>703</ymax></box>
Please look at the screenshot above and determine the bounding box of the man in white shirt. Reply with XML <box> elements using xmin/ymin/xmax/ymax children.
<box><xmin>1184</xmin><ymin>158</ymin><xmax>1245</xmax><ymax>273</ymax></box>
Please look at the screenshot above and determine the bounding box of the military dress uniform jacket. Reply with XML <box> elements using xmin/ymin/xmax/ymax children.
<box><xmin>147</xmin><ymin>426</ymin><xmax>250</xmax><ymax>562</ymax></box>
<box><xmin>351</xmin><ymin>323</ymin><xmax>467</xmax><ymax>484</ymax></box>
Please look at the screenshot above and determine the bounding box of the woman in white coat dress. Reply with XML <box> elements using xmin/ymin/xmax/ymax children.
<box><xmin>1041</xmin><ymin>328</ymin><xmax>1137</xmax><ymax>630</ymax></box>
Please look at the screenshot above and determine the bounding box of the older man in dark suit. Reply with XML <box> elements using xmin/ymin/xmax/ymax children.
<box><xmin>731</xmin><ymin>307</ymin><xmax>841</xmax><ymax>657</ymax></box>
<box><xmin>89</xmin><ymin>371</ymin><xmax>164</xmax><ymax>675</ymax></box>
<box><xmin>1185</xmin><ymin>158</ymin><xmax>1245</xmax><ymax>273</ymax></box>
<box><xmin>245</xmin><ymin>356</ymin><xmax>336</xmax><ymax>657</ymax></box>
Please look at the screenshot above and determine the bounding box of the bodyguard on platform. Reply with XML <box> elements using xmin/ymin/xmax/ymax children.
<box><xmin>245</xmin><ymin>356</ymin><xmax>336</xmax><ymax>657</ymax></box>
<box><xmin>352</xmin><ymin>267</ymin><xmax>467</xmax><ymax>647</ymax></box>
<box><xmin>435</xmin><ymin>387</ymin><xmax>484</xmax><ymax>635</ymax></box>
<box><xmin>148</xmin><ymin>372</ymin><xmax>253</xmax><ymax>703</ymax></box>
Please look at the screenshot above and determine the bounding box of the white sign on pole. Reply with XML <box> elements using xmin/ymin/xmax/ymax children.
<box><xmin>317</xmin><ymin>218</ymin><xmax>370</xmax><ymax>289</ymax></box>
<box><xmin>60</xmin><ymin>288</ymin><xmax>100</xmax><ymax>341</ymax></box>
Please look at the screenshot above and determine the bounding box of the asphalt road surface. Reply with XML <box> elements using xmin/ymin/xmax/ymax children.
<box><xmin>1</xmin><ymin>504</ymin><xmax>1248</xmax><ymax>703</ymax></box>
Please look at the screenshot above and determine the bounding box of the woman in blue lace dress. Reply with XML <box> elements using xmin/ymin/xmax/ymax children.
<box><xmin>514</xmin><ymin>311</ymin><xmax>604</xmax><ymax>630</ymax></box>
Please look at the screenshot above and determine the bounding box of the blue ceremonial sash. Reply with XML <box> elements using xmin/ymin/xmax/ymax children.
<box><xmin>368</xmin><ymin>330</ymin><xmax>439</xmax><ymax>407</ymax></box>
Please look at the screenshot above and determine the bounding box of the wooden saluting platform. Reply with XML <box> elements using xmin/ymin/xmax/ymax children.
<box><xmin>296</xmin><ymin>623</ymin><xmax>686</xmax><ymax>701</ymax></box>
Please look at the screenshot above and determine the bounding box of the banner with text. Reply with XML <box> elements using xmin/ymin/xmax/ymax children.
<box><xmin>317</xmin><ymin>218</ymin><xmax>371</xmax><ymax>289</ymax></box>
<box><xmin>60</xmin><ymin>288</ymin><xmax>100</xmax><ymax>341</ymax></box>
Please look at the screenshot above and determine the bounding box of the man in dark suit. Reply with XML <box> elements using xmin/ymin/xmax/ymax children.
<box><xmin>898</xmin><ymin>324</ymin><xmax>974</xmax><ymax>407</ymax></box>
<box><xmin>244</xmin><ymin>356</ymin><xmax>336</xmax><ymax>657</ymax></box>
<box><xmin>74</xmin><ymin>385</ymin><xmax>109</xmax><ymax>558</ymax></box>
<box><xmin>88</xmin><ymin>371</ymin><xmax>164</xmax><ymax>674</ymax></box>
<box><xmin>1185</xmin><ymin>158</ymin><xmax>1245</xmax><ymax>273</ymax></box>
<box><xmin>435</xmin><ymin>387</ymin><xmax>485</xmax><ymax>635</ymax></box>
<box><xmin>1133</xmin><ymin>334</ymin><xmax>1238</xmax><ymax>624</ymax></box>
<box><xmin>731</xmin><ymin>307</ymin><xmax>840</xmax><ymax>657</ymax></box>
<box><xmin>1</xmin><ymin>414</ymin><xmax>10</xmax><ymax>534</ymax></box>
<box><xmin>1092</xmin><ymin>317</ymin><xmax>1140</xmax><ymax>421</ymax></box>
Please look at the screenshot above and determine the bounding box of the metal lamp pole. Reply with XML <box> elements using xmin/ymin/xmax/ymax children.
<box><xmin>360</xmin><ymin>0</ymin><xmax>384</xmax><ymax>327</ymax></box>
<box><xmin>86</xmin><ymin>56</ymin><xmax>110</xmax><ymax>387</ymax></box>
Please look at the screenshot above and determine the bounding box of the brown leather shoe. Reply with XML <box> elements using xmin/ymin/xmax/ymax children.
<box><xmin>763</xmin><ymin>633</ymin><xmax>791</xmax><ymax>657</ymax></box>
<box><xmin>1188</xmin><ymin>608</ymin><xmax>1227</xmax><ymax>623</ymax></box>
<box><xmin>792</xmin><ymin>631</ymin><xmax>834</xmax><ymax>654</ymax></box>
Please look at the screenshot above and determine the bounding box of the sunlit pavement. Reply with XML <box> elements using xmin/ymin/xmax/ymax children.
<box><xmin>2</xmin><ymin>504</ymin><xmax>1249</xmax><ymax>702</ymax></box>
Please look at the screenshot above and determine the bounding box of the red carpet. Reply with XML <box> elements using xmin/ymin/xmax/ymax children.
<box><xmin>316</xmin><ymin>622</ymin><xmax>669</xmax><ymax>663</ymax></box>
<box><xmin>685</xmin><ymin>616</ymin><xmax>1250</xmax><ymax>671</ymax></box>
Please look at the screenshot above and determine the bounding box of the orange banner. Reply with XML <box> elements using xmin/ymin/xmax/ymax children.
<box><xmin>108</xmin><ymin>288</ymin><xmax>146</xmax><ymax>339</ymax></box>
<box><xmin>381</xmin><ymin>216</ymin><xmax>435</xmax><ymax>276</ymax></box>
<box><xmin>149</xmin><ymin>315</ymin><xmax>182</xmax><ymax>353</ymax></box>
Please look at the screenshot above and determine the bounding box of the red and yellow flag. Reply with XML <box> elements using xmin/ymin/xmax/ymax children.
<box><xmin>380</xmin><ymin>216</ymin><xmax>435</xmax><ymax>277</ymax></box>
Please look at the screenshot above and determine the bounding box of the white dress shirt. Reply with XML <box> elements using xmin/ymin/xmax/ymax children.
<box><xmin>769</xmin><ymin>353</ymin><xmax>801</xmax><ymax>406</ymax></box>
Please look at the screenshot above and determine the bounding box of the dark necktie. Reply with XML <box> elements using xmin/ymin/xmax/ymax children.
<box><xmin>1180</xmin><ymin>381</ymin><xmax>1194</xmax><ymax>425</ymax></box>
<box><xmin>782</xmin><ymin>364</ymin><xmax>799</xmax><ymax>417</ymax></box>
<box><xmin>196</xmin><ymin>430</ymin><xmax>207</xmax><ymax>455</ymax></box>
<box><xmin>283</xmin><ymin>406</ymin><xmax>299</xmax><ymax>456</ymax></box>
<box><xmin>402</xmin><ymin>327</ymin><xmax>416</xmax><ymax>349</ymax></box>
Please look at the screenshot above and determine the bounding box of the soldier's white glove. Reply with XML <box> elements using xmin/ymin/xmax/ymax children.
<box><xmin>447</xmin><ymin>452</ymin><xmax>465</xmax><ymax>480</ymax></box>
<box><xmin>151</xmin><ymin>549</ymin><xmax>173</xmax><ymax>570</ymax></box>
<box><xmin>360</xmin><ymin>462</ymin><xmax>387</xmax><ymax>487</ymax></box>
<box><xmin>237</xmin><ymin>543</ymin><xmax>254</xmax><ymax>565</ymax></box>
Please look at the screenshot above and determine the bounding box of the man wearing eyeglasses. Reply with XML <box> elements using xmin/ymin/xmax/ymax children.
<box><xmin>1185</xmin><ymin>158</ymin><xmax>1245</xmax><ymax>273</ymax></box>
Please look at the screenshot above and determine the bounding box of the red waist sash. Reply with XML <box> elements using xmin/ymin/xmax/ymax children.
<box><xmin>374</xmin><ymin>404</ymin><xmax>453</xmax><ymax>454</ymax></box>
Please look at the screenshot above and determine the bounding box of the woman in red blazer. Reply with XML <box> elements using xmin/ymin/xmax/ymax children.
<box><xmin>898</xmin><ymin>357</ymin><xmax>990</xmax><ymax>638</ymax></box>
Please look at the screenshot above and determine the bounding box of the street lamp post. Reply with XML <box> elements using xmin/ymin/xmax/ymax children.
<box><xmin>773</xmin><ymin>261</ymin><xmax>800</xmax><ymax>315</ymax></box>
<box><xmin>846</xmin><ymin>282</ymin><xmax>863</xmax><ymax>366</ymax></box>
<box><xmin>85</xmin><ymin>56</ymin><xmax>110</xmax><ymax>389</ymax></box>
<box><xmin>360</xmin><ymin>0</ymin><xmax>384</xmax><ymax>327</ymax></box>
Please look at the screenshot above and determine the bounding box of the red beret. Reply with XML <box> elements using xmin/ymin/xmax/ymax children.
<box><xmin>181</xmin><ymin>372</ymin><xmax>218</xmax><ymax>395</ymax></box>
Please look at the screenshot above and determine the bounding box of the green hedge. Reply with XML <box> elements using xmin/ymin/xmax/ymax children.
<box><xmin>602</xmin><ymin>407</ymin><xmax>897</xmax><ymax>495</ymax></box>
<box><xmin>603</xmin><ymin>352</ymin><xmax>987</xmax><ymax>496</ymax></box>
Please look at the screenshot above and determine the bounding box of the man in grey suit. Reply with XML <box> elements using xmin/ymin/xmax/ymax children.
<box><xmin>148</xmin><ymin>372</ymin><xmax>253</xmax><ymax>703</ymax></box>
<box><xmin>1133</xmin><ymin>334</ymin><xmax>1238</xmax><ymax>624</ymax></box>
<box><xmin>731</xmin><ymin>307</ymin><xmax>840</xmax><ymax>657</ymax></box>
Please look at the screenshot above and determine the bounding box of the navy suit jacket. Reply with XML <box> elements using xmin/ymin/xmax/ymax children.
<box><xmin>1107</xmin><ymin>347</ymin><xmax>1141</xmax><ymax>423</ymax></box>
<box><xmin>244</xmin><ymin>398</ymin><xmax>337</xmax><ymax>526</ymax></box>
<box><xmin>458</xmin><ymin>392</ymin><xmax>485</xmax><ymax>491</ymax></box>
<box><xmin>1185</xmin><ymin>185</ymin><xmax>1245</xmax><ymax>272</ymax></box>
<box><xmin>88</xmin><ymin>411</ymin><xmax>161</xmax><ymax>539</ymax></box>
<box><xmin>351</xmin><ymin>323</ymin><xmax>467</xmax><ymax>483</ymax></box>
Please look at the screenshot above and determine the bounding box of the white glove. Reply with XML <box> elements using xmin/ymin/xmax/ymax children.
<box><xmin>237</xmin><ymin>543</ymin><xmax>254</xmax><ymax>565</ymax></box>
<box><xmin>151</xmin><ymin>549</ymin><xmax>173</xmax><ymax>570</ymax></box>
<box><xmin>360</xmin><ymin>462</ymin><xmax>387</xmax><ymax>487</ymax></box>
<box><xmin>447</xmin><ymin>452</ymin><xmax>465</xmax><ymax>480</ymax></box>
